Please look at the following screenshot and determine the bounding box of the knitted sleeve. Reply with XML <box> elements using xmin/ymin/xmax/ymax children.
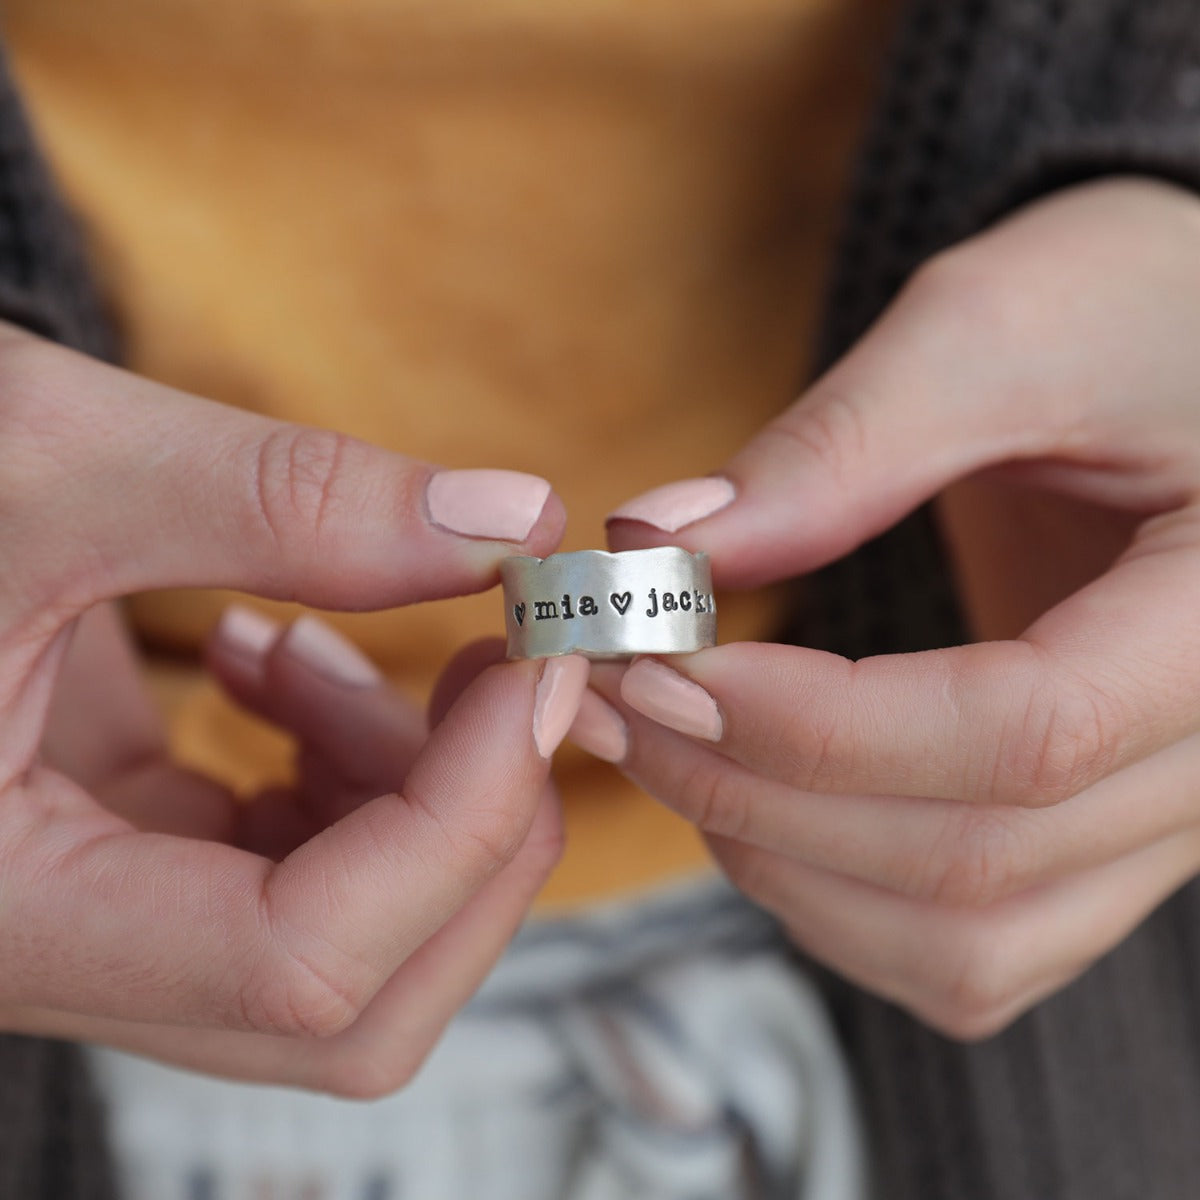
<box><xmin>0</xmin><ymin>40</ymin><xmax>119</xmax><ymax>1200</ymax></box>
<box><xmin>0</xmin><ymin>42</ymin><xmax>113</xmax><ymax>358</ymax></box>
<box><xmin>799</xmin><ymin>4</ymin><xmax>1200</xmax><ymax>1199</ymax></box>
<box><xmin>821</xmin><ymin>0</ymin><xmax>1200</xmax><ymax>369</ymax></box>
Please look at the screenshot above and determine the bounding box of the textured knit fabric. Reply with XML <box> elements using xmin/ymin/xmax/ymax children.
<box><xmin>3</xmin><ymin>0</ymin><xmax>1200</xmax><ymax>1197</ymax></box>
<box><xmin>0</xmin><ymin>1035</ymin><xmax>116</xmax><ymax>1200</ymax></box>
<box><xmin>0</xmin><ymin>42</ymin><xmax>111</xmax><ymax>361</ymax></box>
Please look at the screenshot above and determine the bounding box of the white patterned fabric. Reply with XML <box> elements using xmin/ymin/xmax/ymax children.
<box><xmin>88</xmin><ymin>879</ymin><xmax>869</xmax><ymax>1200</ymax></box>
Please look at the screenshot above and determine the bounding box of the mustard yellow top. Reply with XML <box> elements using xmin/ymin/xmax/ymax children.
<box><xmin>4</xmin><ymin>0</ymin><xmax>898</xmax><ymax>909</ymax></box>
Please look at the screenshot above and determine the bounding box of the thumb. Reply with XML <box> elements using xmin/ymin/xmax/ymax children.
<box><xmin>606</xmin><ymin>260</ymin><xmax>1051</xmax><ymax>588</ymax></box>
<box><xmin>607</xmin><ymin>180</ymin><xmax>1200</xmax><ymax>587</ymax></box>
<box><xmin>0</xmin><ymin>330</ymin><xmax>564</xmax><ymax>613</ymax></box>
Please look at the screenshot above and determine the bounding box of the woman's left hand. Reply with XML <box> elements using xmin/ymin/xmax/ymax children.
<box><xmin>599</xmin><ymin>177</ymin><xmax>1200</xmax><ymax>1039</ymax></box>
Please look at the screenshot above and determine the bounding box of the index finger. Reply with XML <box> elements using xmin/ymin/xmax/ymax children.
<box><xmin>618</xmin><ymin>531</ymin><xmax>1200</xmax><ymax>807</ymax></box>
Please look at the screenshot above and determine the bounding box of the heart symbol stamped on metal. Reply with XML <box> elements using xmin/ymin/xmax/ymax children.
<box><xmin>513</xmin><ymin>603</ymin><xmax>526</xmax><ymax>626</ymax></box>
<box><xmin>609</xmin><ymin>592</ymin><xmax>632</xmax><ymax>616</ymax></box>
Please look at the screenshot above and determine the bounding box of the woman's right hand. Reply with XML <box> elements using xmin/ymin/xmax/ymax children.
<box><xmin>0</xmin><ymin>323</ymin><xmax>582</xmax><ymax>1095</ymax></box>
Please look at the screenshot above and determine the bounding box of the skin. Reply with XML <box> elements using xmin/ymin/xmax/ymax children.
<box><xmin>605</xmin><ymin>177</ymin><xmax>1200</xmax><ymax>1039</ymax></box>
<box><xmin>3</xmin><ymin>173</ymin><xmax>1192</xmax><ymax>1094</ymax></box>
<box><xmin>0</xmin><ymin>330</ymin><xmax>572</xmax><ymax>1097</ymax></box>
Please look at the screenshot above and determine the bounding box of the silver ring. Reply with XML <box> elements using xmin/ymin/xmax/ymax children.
<box><xmin>501</xmin><ymin>547</ymin><xmax>717</xmax><ymax>660</ymax></box>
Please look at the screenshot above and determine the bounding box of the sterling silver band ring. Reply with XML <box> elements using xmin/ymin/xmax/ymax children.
<box><xmin>501</xmin><ymin>547</ymin><xmax>717</xmax><ymax>660</ymax></box>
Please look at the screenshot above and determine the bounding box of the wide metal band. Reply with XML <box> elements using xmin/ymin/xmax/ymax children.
<box><xmin>501</xmin><ymin>547</ymin><xmax>717</xmax><ymax>659</ymax></box>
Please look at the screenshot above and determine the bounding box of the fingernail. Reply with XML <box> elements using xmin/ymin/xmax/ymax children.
<box><xmin>533</xmin><ymin>655</ymin><xmax>590</xmax><ymax>759</ymax></box>
<box><xmin>427</xmin><ymin>468</ymin><xmax>552</xmax><ymax>542</ymax></box>
<box><xmin>568</xmin><ymin>688</ymin><xmax>629</xmax><ymax>763</ymax></box>
<box><xmin>606</xmin><ymin>477</ymin><xmax>735</xmax><ymax>533</ymax></box>
<box><xmin>213</xmin><ymin>605</ymin><xmax>279</xmax><ymax>664</ymax></box>
<box><xmin>620</xmin><ymin>658</ymin><xmax>722</xmax><ymax>741</ymax></box>
<box><xmin>283</xmin><ymin>615</ymin><xmax>382</xmax><ymax>688</ymax></box>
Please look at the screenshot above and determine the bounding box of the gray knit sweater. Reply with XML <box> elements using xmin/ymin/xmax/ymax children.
<box><xmin>2</xmin><ymin>2</ymin><xmax>1200</xmax><ymax>1197</ymax></box>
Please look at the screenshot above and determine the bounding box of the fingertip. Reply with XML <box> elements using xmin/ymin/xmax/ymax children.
<box><xmin>567</xmin><ymin>687</ymin><xmax>629</xmax><ymax>763</ymax></box>
<box><xmin>620</xmin><ymin>656</ymin><xmax>724</xmax><ymax>742</ymax></box>
<box><xmin>275</xmin><ymin>615</ymin><xmax>383</xmax><ymax>689</ymax></box>
<box><xmin>210</xmin><ymin>603</ymin><xmax>279</xmax><ymax>659</ymax></box>
<box><xmin>425</xmin><ymin>468</ymin><xmax>556</xmax><ymax>545</ymax></box>
<box><xmin>604</xmin><ymin>479</ymin><xmax>790</xmax><ymax>589</ymax></box>
<box><xmin>605</xmin><ymin>478</ymin><xmax>737</xmax><ymax>557</ymax></box>
<box><xmin>431</xmin><ymin>481</ymin><xmax>565</xmax><ymax>592</ymax></box>
<box><xmin>604</xmin><ymin>516</ymin><xmax>689</xmax><ymax>553</ymax></box>
<box><xmin>533</xmin><ymin>654</ymin><xmax>590</xmax><ymax>759</ymax></box>
<box><xmin>585</xmin><ymin>659</ymin><xmax>629</xmax><ymax>702</ymax></box>
<box><xmin>606</xmin><ymin>477</ymin><xmax>736</xmax><ymax>535</ymax></box>
<box><xmin>523</xmin><ymin>488</ymin><xmax>568</xmax><ymax>557</ymax></box>
<box><xmin>205</xmin><ymin>604</ymin><xmax>281</xmax><ymax>691</ymax></box>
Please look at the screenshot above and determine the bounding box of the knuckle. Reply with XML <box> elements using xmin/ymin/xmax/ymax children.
<box><xmin>921</xmin><ymin>997</ymin><xmax>1016</xmax><ymax>1043</ymax></box>
<box><xmin>236</xmin><ymin>890</ymin><xmax>370</xmax><ymax>1038</ymax></box>
<box><xmin>904</xmin><ymin>246</ymin><xmax>1030</xmax><ymax>351</ymax></box>
<box><xmin>742</xmin><ymin>676</ymin><xmax>847</xmax><ymax>796</ymax></box>
<box><xmin>995</xmin><ymin>667</ymin><xmax>1121</xmax><ymax>807</ymax></box>
<box><xmin>518</xmin><ymin>802</ymin><xmax>567</xmax><ymax>880</ymax></box>
<box><xmin>250</xmin><ymin>426</ymin><xmax>359</xmax><ymax>555</ymax></box>
<box><xmin>789</xmin><ymin>697</ymin><xmax>844</xmax><ymax>793</ymax></box>
<box><xmin>316</xmin><ymin>1045</ymin><xmax>428</xmax><ymax>1101</ymax></box>
<box><xmin>918</xmin><ymin>808</ymin><xmax>1032</xmax><ymax>908</ymax></box>
<box><xmin>710</xmin><ymin>838</ymin><xmax>774</xmax><ymax>910</ymax></box>
<box><xmin>677</xmin><ymin>757</ymin><xmax>752</xmax><ymax>841</ymax></box>
<box><xmin>454</xmin><ymin>804</ymin><xmax>530</xmax><ymax>872</ymax></box>
<box><xmin>919</xmin><ymin>922</ymin><xmax>1024</xmax><ymax>1041</ymax></box>
<box><xmin>406</xmin><ymin>784</ymin><xmax>530</xmax><ymax>878</ymax></box>
<box><xmin>238</xmin><ymin>941</ymin><xmax>365</xmax><ymax>1038</ymax></box>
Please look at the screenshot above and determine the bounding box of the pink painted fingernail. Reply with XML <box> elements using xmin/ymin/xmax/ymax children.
<box><xmin>606</xmin><ymin>477</ymin><xmax>735</xmax><ymax>533</ymax></box>
<box><xmin>426</xmin><ymin>469</ymin><xmax>552</xmax><ymax>542</ymax></box>
<box><xmin>620</xmin><ymin>659</ymin><xmax>722</xmax><ymax>741</ymax></box>
<box><xmin>568</xmin><ymin>688</ymin><xmax>629</xmax><ymax>763</ymax></box>
<box><xmin>283</xmin><ymin>615</ymin><xmax>382</xmax><ymax>688</ymax></box>
<box><xmin>533</xmin><ymin>655</ymin><xmax>590</xmax><ymax>759</ymax></box>
<box><xmin>213</xmin><ymin>605</ymin><xmax>279</xmax><ymax>663</ymax></box>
